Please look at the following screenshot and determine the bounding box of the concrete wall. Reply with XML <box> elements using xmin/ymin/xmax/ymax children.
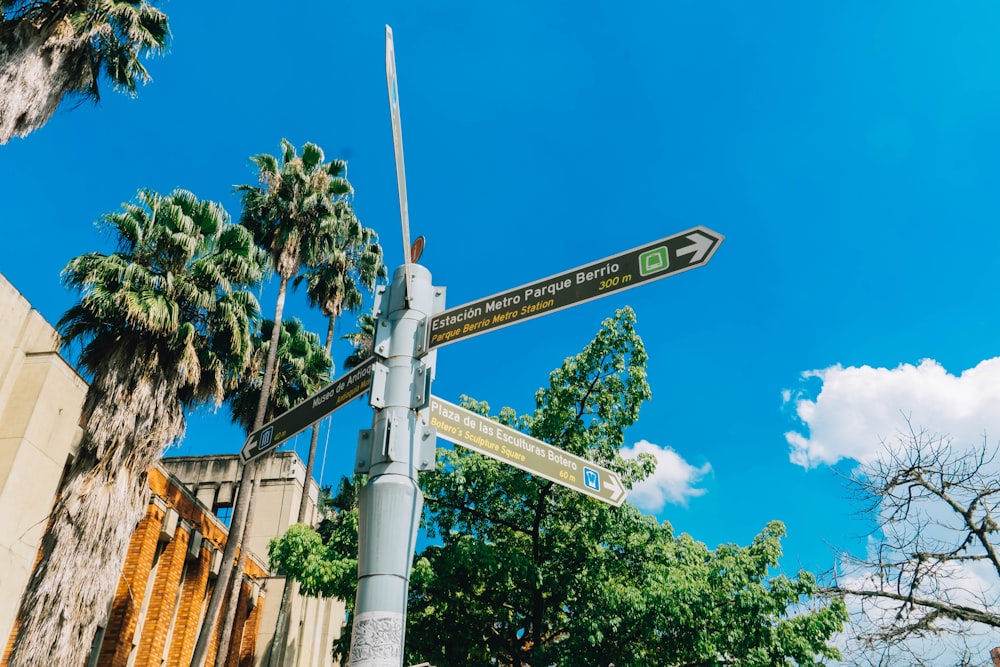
<box><xmin>162</xmin><ymin>453</ymin><xmax>346</xmax><ymax>666</ymax></box>
<box><xmin>162</xmin><ymin>452</ymin><xmax>318</xmax><ymax>559</ymax></box>
<box><xmin>0</xmin><ymin>274</ymin><xmax>87</xmax><ymax>648</ymax></box>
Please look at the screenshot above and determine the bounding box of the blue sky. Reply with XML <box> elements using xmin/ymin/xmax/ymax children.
<box><xmin>4</xmin><ymin>2</ymin><xmax>1000</xmax><ymax>657</ymax></box>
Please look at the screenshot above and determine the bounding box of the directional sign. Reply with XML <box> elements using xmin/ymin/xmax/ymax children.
<box><xmin>427</xmin><ymin>226</ymin><xmax>723</xmax><ymax>349</ymax></box>
<box><xmin>428</xmin><ymin>395</ymin><xmax>626</xmax><ymax>506</ymax></box>
<box><xmin>240</xmin><ymin>357</ymin><xmax>375</xmax><ymax>463</ymax></box>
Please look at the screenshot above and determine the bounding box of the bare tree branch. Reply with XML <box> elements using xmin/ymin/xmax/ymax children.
<box><xmin>831</xmin><ymin>417</ymin><xmax>1000</xmax><ymax>661</ymax></box>
<box><xmin>828</xmin><ymin>585</ymin><xmax>1000</xmax><ymax>628</ymax></box>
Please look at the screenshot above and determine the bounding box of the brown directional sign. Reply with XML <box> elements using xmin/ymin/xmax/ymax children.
<box><xmin>428</xmin><ymin>226</ymin><xmax>723</xmax><ymax>349</ymax></box>
<box><xmin>240</xmin><ymin>358</ymin><xmax>375</xmax><ymax>463</ymax></box>
<box><xmin>428</xmin><ymin>395</ymin><xmax>626</xmax><ymax>506</ymax></box>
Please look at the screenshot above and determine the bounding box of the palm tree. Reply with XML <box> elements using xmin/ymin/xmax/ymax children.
<box><xmin>267</xmin><ymin>213</ymin><xmax>385</xmax><ymax>665</ymax></box>
<box><xmin>295</xmin><ymin>210</ymin><xmax>386</xmax><ymax>353</ymax></box>
<box><xmin>0</xmin><ymin>0</ymin><xmax>170</xmax><ymax>143</ymax></box>
<box><xmin>215</xmin><ymin>318</ymin><xmax>330</xmax><ymax>667</ymax></box>
<box><xmin>342</xmin><ymin>313</ymin><xmax>378</xmax><ymax>371</ymax></box>
<box><xmin>191</xmin><ymin>138</ymin><xmax>354</xmax><ymax>667</ymax></box>
<box><xmin>229</xmin><ymin>318</ymin><xmax>332</xmax><ymax>429</ymax></box>
<box><xmin>6</xmin><ymin>188</ymin><xmax>264</xmax><ymax>667</ymax></box>
<box><xmin>239</xmin><ymin>138</ymin><xmax>352</xmax><ymax>432</ymax></box>
<box><xmin>291</xmin><ymin>211</ymin><xmax>384</xmax><ymax>527</ymax></box>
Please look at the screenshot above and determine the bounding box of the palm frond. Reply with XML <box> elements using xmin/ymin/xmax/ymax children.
<box><xmin>227</xmin><ymin>317</ymin><xmax>331</xmax><ymax>432</ymax></box>
<box><xmin>60</xmin><ymin>187</ymin><xmax>265</xmax><ymax>407</ymax></box>
<box><xmin>301</xmin><ymin>142</ymin><xmax>324</xmax><ymax>170</ymax></box>
<box><xmin>342</xmin><ymin>313</ymin><xmax>377</xmax><ymax>371</ymax></box>
<box><xmin>280</xmin><ymin>138</ymin><xmax>296</xmax><ymax>164</ymax></box>
<box><xmin>62</xmin><ymin>0</ymin><xmax>170</xmax><ymax>95</ymax></box>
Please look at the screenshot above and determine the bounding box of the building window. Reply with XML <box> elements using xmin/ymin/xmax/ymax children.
<box><xmin>215</xmin><ymin>504</ymin><xmax>233</xmax><ymax>527</ymax></box>
<box><xmin>85</xmin><ymin>614</ymin><xmax>109</xmax><ymax>667</ymax></box>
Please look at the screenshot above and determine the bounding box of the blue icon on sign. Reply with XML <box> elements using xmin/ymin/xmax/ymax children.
<box><xmin>583</xmin><ymin>467</ymin><xmax>600</xmax><ymax>492</ymax></box>
<box><xmin>259</xmin><ymin>426</ymin><xmax>273</xmax><ymax>451</ymax></box>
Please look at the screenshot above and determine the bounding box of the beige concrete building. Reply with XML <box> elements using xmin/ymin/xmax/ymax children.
<box><xmin>0</xmin><ymin>273</ymin><xmax>88</xmax><ymax>649</ymax></box>
<box><xmin>0</xmin><ymin>273</ymin><xmax>346</xmax><ymax>666</ymax></box>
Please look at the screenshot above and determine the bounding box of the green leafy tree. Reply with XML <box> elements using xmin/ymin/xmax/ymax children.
<box><xmin>268</xmin><ymin>475</ymin><xmax>361</xmax><ymax>614</ymax></box>
<box><xmin>0</xmin><ymin>0</ymin><xmax>169</xmax><ymax>143</ymax></box>
<box><xmin>7</xmin><ymin>188</ymin><xmax>263</xmax><ymax>667</ymax></box>
<box><xmin>269</xmin><ymin>308</ymin><xmax>847</xmax><ymax>666</ymax></box>
<box><xmin>191</xmin><ymin>138</ymin><xmax>356</xmax><ymax>667</ymax></box>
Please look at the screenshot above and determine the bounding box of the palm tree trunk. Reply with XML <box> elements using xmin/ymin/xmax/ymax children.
<box><xmin>214</xmin><ymin>463</ymin><xmax>262</xmax><ymax>667</ymax></box>
<box><xmin>324</xmin><ymin>313</ymin><xmax>335</xmax><ymax>359</ymax></box>
<box><xmin>191</xmin><ymin>275</ymin><xmax>289</xmax><ymax>667</ymax></box>
<box><xmin>269</xmin><ymin>314</ymin><xmax>336</xmax><ymax>665</ymax></box>
<box><xmin>7</xmin><ymin>351</ymin><xmax>184</xmax><ymax>667</ymax></box>
<box><xmin>0</xmin><ymin>17</ymin><xmax>87</xmax><ymax>144</ymax></box>
<box><xmin>253</xmin><ymin>277</ymin><xmax>289</xmax><ymax>432</ymax></box>
<box><xmin>299</xmin><ymin>314</ymin><xmax>334</xmax><ymax>526</ymax></box>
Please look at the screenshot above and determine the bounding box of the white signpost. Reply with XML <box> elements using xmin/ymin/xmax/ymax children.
<box><xmin>236</xmin><ymin>26</ymin><xmax>725</xmax><ymax>667</ymax></box>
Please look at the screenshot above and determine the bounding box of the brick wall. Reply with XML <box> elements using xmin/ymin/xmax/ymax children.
<box><xmin>135</xmin><ymin>520</ymin><xmax>190</xmax><ymax>665</ymax></box>
<box><xmin>167</xmin><ymin>542</ymin><xmax>212</xmax><ymax>667</ymax></box>
<box><xmin>3</xmin><ymin>466</ymin><xmax>267</xmax><ymax>667</ymax></box>
<box><xmin>99</xmin><ymin>502</ymin><xmax>165</xmax><ymax>667</ymax></box>
<box><xmin>223</xmin><ymin>579</ymin><xmax>252</xmax><ymax>667</ymax></box>
<box><xmin>239</xmin><ymin>588</ymin><xmax>263</xmax><ymax>667</ymax></box>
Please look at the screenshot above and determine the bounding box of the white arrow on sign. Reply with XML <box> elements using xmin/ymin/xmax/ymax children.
<box><xmin>675</xmin><ymin>230</ymin><xmax>715</xmax><ymax>263</ymax></box>
<box><xmin>604</xmin><ymin>474</ymin><xmax>625</xmax><ymax>504</ymax></box>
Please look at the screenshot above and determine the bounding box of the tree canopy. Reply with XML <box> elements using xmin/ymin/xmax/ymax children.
<box><xmin>270</xmin><ymin>308</ymin><xmax>847</xmax><ymax>666</ymax></box>
<box><xmin>227</xmin><ymin>317</ymin><xmax>332</xmax><ymax>433</ymax></box>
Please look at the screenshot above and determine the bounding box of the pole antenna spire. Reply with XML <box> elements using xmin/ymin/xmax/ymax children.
<box><xmin>386</xmin><ymin>24</ymin><xmax>414</xmax><ymax>303</ymax></box>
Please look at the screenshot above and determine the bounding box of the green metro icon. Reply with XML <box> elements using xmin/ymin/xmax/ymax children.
<box><xmin>638</xmin><ymin>247</ymin><xmax>669</xmax><ymax>276</ymax></box>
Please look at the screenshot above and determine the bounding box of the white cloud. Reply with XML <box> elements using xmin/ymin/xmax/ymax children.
<box><xmin>621</xmin><ymin>439</ymin><xmax>711</xmax><ymax>511</ymax></box>
<box><xmin>785</xmin><ymin>357</ymin><xmax>1000</xmax><ymax>664</ymax></box>
<box><xmin>783</xmin><ymin>357</ymin><xmax>1000</xmax><ymax>468</ymax></box>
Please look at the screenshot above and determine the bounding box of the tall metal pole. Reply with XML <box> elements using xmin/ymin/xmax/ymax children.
<box><xmin>349</xmin><ymin>263</ymin><xmax>440</xmax><ymax>667</ymax></box>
